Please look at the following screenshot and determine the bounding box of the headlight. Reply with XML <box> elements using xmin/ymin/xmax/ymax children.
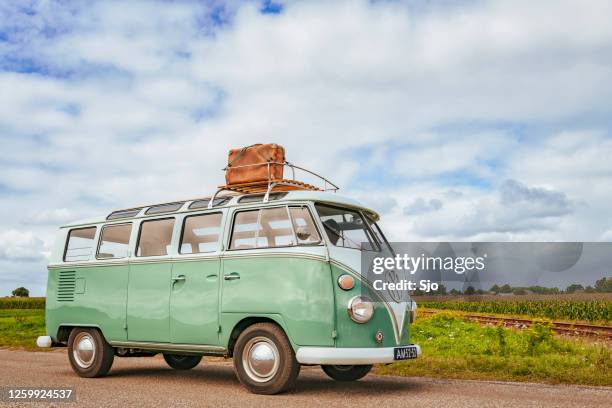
<box><xmin>409</xmin><ymin>300</ymin><xmax>417</xmax><ymax>323</ymax></box>
<box><xmin>348</xmin><ymin>296</ymin><xmax>374</xmax><ymax>323</ymax></box>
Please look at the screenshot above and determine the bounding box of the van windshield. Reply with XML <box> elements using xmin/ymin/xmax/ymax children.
<box><xmin>364</xmin><ymin>215</ymin><xmax>394</xmax><ymax>254</ymax></box>
<box><xmin>314</xmin><ymin>204</ymin><xmax>380</xmax><ymax>251</ymax></box>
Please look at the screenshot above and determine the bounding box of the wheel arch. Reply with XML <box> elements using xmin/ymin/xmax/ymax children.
<box><xmin>56</xmin><ymin>324</ymin><xmax>103</xmax><ymax>343</ymax></box>
<box><xmin>226</xmin><ymin>316</ymin><xmax>294</xmax><ymax>357</ymax></box>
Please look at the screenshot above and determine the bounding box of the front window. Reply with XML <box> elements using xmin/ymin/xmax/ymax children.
<box><xmin>365</xmin><ymin>215</ymin><xmax>393</xmax><ymax>253</ymax></box>
<box><xmin>315</xmin><ymin>204</ymin><xmax>379</xmax><ymax>251</ymax></box>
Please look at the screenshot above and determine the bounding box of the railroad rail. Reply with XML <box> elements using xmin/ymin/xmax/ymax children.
<box><xmin>420</xmin><ymin>309</ymin><xmax>612</xmax><ymax>340</ymax></box>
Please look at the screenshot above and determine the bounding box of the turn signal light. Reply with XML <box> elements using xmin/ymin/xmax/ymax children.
<box><xmin>337</xmin><ymin>274</ymin><xmax>355</xmax><ymax>290</ymax></box>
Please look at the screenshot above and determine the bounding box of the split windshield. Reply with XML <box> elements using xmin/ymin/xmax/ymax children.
<box><xmin>314</xmin><ymin>204</ymin><xmax>389</xmax><ymax>252</ymax></box>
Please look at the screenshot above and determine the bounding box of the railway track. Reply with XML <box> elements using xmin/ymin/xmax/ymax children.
<box><xmin>420</xmin><ymin>309</ymin><xmax>612</xmax><ymax>340</ymax></box>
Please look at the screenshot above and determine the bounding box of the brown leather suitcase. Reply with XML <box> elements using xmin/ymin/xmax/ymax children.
<box><xmin>225</xmin><ymin>144</ymin><xmax>285</xmax><ymax>185</ymax></box>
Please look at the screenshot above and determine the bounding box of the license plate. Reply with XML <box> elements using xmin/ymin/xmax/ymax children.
<box><xmin>394</xmin><ymin>346</ymin><xmax>418</xmax><ymax>360</ymax></box>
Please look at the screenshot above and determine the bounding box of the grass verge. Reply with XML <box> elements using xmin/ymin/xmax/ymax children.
<box><xmin>2</xmin><ymin>308</ymin><xmax>611</xmax><ymax>386</ymax></box>
<box><xmin>0</xmin><ymin>309</ymin><xmax>46</xmax><ymax>350</ymax></box>
<box><xmin>377</xmin><ymin>312</ymin><xmax>612</xmax><ymax>386</ymax></box>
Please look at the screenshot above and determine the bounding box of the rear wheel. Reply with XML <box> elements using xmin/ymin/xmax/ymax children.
<box><xmin>163</xmin><ymin>354</ymin><xmax>202</xmax><ymax>370</ymax></box>
<box><xmin>233</xmin><ymin>323</ymin><xmax>299</xmax><ymax>395</ymax></box>
<box><xmin>321</xmin><ymin>365</ymin><xmax>372</xmax><ymax>381</ymax></box>
<box><xmin>67</xmin><ymin>328</ymin><xmax>114</xmax><ymax>378</ymax></box>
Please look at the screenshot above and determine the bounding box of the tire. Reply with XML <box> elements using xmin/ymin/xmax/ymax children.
<box><xmin>321</xmin><ymin>365</ymin><xmax>372</xmax><ymax>381</ymax></box>
<box><xmin>67</xmin><ymin>328</ymin><xmax>114</xmax><ymax>378</ymax></box>
<box><xmin>233</xmin><ymin>323</ymin><xmax>299</xmax><ymax>395</ymax></box>
<box><xmin>163</xmin><ymin>354</ymin><xmax>202</xmax><ymax>370</ymax></box>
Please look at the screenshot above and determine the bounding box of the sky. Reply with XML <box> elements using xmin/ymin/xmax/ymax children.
<box><xmin>1</xmin><ymin>0</ymin><xmax>612</xmax><ymax>295</ymax></box>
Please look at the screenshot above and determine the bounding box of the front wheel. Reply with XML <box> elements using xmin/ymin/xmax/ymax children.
<box><xmin>163</xmin><ymin>354</ymin><xmax>202</xmax><ymax>370</ymax></box>
<box><xmin>233</xmin><ymin>323</ymin><xmax>300</xmax><ymax>395</ymax></box>
<box><xmin>67</xmin><ymin>328</ymin><xmax>114</xmax><ymax>378</ymax></box>
<box><xmin>321</xmin><ymin>365</ymin><xmax>372</xmax><ymax>381</ymax></box>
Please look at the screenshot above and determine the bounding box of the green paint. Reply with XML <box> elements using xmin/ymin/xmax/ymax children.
<box><xmin>220</xmin><ymin>255</ymin><xmax>335</xmax><ymax>347</ymax></box>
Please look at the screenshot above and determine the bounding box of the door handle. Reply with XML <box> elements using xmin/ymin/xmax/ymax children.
<box><xmin>223</xmin><ymin>272</ymin><xmax>240</xmax><ymax>281</ymax></box>
<box><xmin>172</xmin><ymin>275</ymin><xmax>186</xmax><ymax>283</ymax></box>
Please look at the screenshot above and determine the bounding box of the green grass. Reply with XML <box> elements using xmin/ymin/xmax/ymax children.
<box><xmin>418</xmin><ymin>299</ymin><xmax>611</xmax><ymax>324</ymax></box>
<box><xmin>377</xmin><ymin>312</ymin><xmax>612</xmax><ymax>386</ymax></box>
<box><xmin>0</xmin><ymin>309</ymin><xmax>46</xmax><ymax>349</ymax></box>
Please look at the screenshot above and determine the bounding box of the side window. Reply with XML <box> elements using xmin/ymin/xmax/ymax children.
<box><xmin>230</xmin><ymin>209</ymin><xmax>259</xmax><ymax>249</ymax></box>
<box><xmin>137</xmin><ymin>218</ymin><xmax>175</xmax><ymax>257</ymax></box>
<box><xmin>64</xmin><ymin>227</ymin><xmax>97</xmax><ymax>262</ymax></box>
<box><xmin>97</xmin><ymin>223</ymin><xmax>132</xmax><ymax>259</ymax></box>
<box><xmin>180</xmin><ymin>213</ymin><xmax>223</xmax><ymax>254</ymax></box>
<box><xmin>258</xmin><ymin>207</ymin><xmax>294</xmax><ymax>247</ymax></box>
<box><xmin>230</xmin><ymin>206</ymin><xmax>321</xmax><ymax>250</ymax></box>
<box><xmin>289</xmin><ymin>207</ymin><xmax>321</xmax><ymax>245</ymax></box>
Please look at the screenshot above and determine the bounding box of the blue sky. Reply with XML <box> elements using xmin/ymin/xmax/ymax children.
<box><xmin>1</xmin><ymin>0</ymin><xmax>612</xmax><ymax>295</ymax></box>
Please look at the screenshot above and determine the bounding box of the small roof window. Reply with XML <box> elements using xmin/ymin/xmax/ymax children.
<box><xmin>189</xmin><ymin>197</ymin><xmax>231</xmax><ymax>210</ymax></box>
<box><xmin>145</xmin><ymin>202</ymin><xmax>184</xmax><ymax>215</ymax></box>
<box><xmin>239</xmin><ymin>192</ymin><xmax>288</xmax><ymax>204</ymax></box>
<box><xmin>107</xmin><ymin>208</ymin><xmax>142</xmax><ymax>220</ymax></box>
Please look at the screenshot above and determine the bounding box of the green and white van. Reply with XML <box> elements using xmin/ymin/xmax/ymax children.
<box><xmin>38</xmin><ymin>190</ymin><xmax>420</xmax><ymax>394</ymax></box>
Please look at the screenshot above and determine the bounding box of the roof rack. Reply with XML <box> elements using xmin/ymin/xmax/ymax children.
<box><xmin>208</xmin><ymin>161</ymin><xmax>339</xmax><ymax>208</ymax></box>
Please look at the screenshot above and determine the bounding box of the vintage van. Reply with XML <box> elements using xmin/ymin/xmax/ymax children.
<box><xmin>38</xmin><ymin>189</ymin><xmax>420</xmax><ymax>394</ymax></box>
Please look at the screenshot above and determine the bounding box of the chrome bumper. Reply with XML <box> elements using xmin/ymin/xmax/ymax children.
<box><xmin>296</xmin><ymin>345</ymin><xmax>421</xmax><ymax>365</ymax></box>
<box><xmin>36</xmin><ymin>336</ymin><xmax>52</xmax><ymax>348</ymax></box>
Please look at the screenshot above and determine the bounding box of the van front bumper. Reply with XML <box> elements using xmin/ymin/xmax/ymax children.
<box><xmin>296</xmin><ymin>345</ymin><xmax>421</xmax><ymax>365</ymax></box>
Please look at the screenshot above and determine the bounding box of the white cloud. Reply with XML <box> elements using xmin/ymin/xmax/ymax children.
<box><xmin>0</xmin><ymin>230</ymin><xmax>46</xmax><ymax>261</ymax></box>
<box><xmin>403</xmin><ymin>197</ymin><xmax>443</xmax><ymax>215</ymax></box>
<box><xmin>27</xmin><ymin>208</ymin><xmax>77</xmax><ymax>225</ymax></box>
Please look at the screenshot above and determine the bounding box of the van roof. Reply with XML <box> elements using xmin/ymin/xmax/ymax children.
<box><xmin>61</xmin><ymin>190</ymin><xmax>379</xmax><ymax>228</ymax></box>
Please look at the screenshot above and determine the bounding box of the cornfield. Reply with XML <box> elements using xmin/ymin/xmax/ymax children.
<box><xmin>0</xmin><ymin>297</ymin><xmax>45</xmax><ymax>310</ymax></box>
<box><xmin>420</xmin><ymin>299</ymin><xmax>611</xmax><ymax>324</ymax></box>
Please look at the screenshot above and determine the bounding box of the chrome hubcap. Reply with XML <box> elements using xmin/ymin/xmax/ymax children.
<box><xmin>242</xmin><ymin>337</ymin><xmax>280</xmax><ymax>383</ymax></box>
<box><xmin>73</xmin><ymin>333</ymin><xmax>96</xmax><ymax>368</ymax></box>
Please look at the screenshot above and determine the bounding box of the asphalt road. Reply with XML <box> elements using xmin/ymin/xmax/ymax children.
<box><xmin>0</xmin><ymin>349</ymin><xmax>610</xmax><ymax>407</ymax></box>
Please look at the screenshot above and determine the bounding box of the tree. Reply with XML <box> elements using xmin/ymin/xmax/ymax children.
<box><xmin>450</xmin><ymin>288</ymin><xmax>461</xmax><ymax>295</ymax></box>
<box><xmin>12</xmin><ymin>287</ymin><xmax>29</xmax><ymax>297</ymax></box>
<box><xmin>436</xmin><ymin>284</ymin><xmax>447</xmax><ymax>295</ymax></box>
<box><xmin>584</xmin><ymin>286</ymin><xmax>596</xmax><ymax>293</ymax></box>
<box><xmin>594</xmin><ymin>277</ymin><xmax>612</xmax><ymax>293</ymax></box>
<box><xmin>500</xmin><ymin>284</ymin><xmax>512</xmax><ymax>294</ymax></box>
<box><xmin>490</xmin><ymin>284</ymin><xmax>501</xmax><ymax>294</ymax></box>
<box><xmin>565</xmin><ymin>284</ymin><xmax>584</xmax><ymax>294</ymax></box>
<box><xmin>465</xmin><ymin>286</ymin><xmax>476</xmax><ymax>295</ymax></box>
